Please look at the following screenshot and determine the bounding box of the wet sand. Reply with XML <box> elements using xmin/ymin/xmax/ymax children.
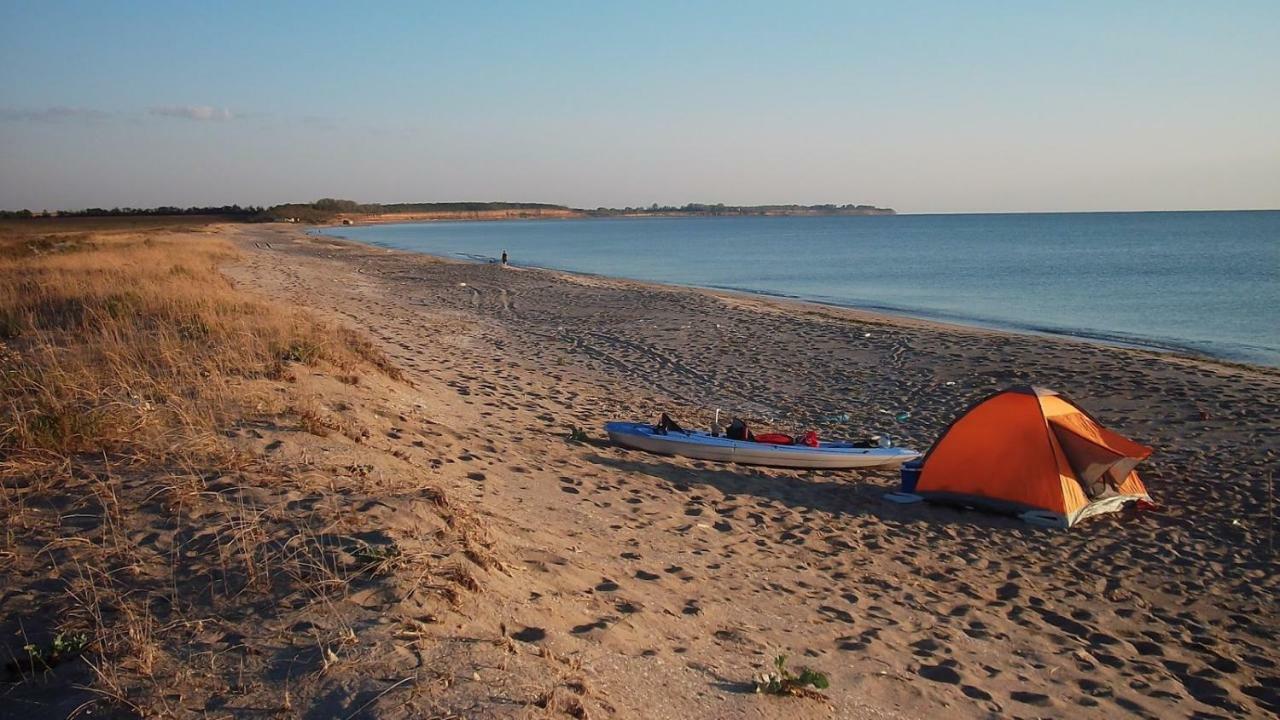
<box><xmin>229</xmin><ymin>223</ymin><xmax>1279</xmax><ymax>718</ymax></box>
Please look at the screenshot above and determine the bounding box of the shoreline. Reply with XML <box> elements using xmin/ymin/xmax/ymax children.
<box><xmin>314</xmin><ymin>225</ymin><xmax>1280</xmax><ymax>375</ymax></box>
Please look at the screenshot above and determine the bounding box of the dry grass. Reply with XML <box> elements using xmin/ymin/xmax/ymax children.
<box><xmin>0</xmin><ymin>221</ymin><xmax>484</xmax><ymax>716</ymax></box>
<box><xmin>0</xmin><ymin>223</ymin><xmax>398</xmax><ymax>459</ymax></box>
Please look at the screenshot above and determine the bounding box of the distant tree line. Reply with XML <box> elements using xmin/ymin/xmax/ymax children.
<box><xmin>0</xmin><ymin>205</ymin><xmax>264</xmax><ymax>219</ymax></box>
<box><xmin>2</xmin><ymin>198</ymin><xmax>894</xmax><ymax>222</ymax></box>
<box><xmin>381</xmin><ymin>201</ymin><xmax>568</xmax><ymax>213</ymax></box>
<box><xmin>260</xmin><ymin>199</ymin><xmax>384</xmax><ymax>223</ymax></box>
<box><xmin>257</xmin><ymin>199</ymin><xmax>571</xmax><ymax>222</ymax></box>
<box><xmin>0</xmin><ymin>199</ymin><xmax>574</xmax><ymax>223</ymax></box>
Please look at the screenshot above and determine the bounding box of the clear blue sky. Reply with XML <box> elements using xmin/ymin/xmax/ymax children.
<box><xmin>2</xmin><ymin>1</ymin><xmax>1277</xmax><ymax>212</ymax></box>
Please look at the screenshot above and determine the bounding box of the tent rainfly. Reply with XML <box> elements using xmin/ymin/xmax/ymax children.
<box><xmin>914</xmin><ymin>386</ymin><xmax>1153</xmax><ymax>528</ymax></box>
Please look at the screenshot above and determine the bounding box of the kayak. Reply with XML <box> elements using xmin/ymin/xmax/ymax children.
<box><xmin>604</xmin><ymin>421</ymin><xmax>921</xmax><ymax>470</ymax></box>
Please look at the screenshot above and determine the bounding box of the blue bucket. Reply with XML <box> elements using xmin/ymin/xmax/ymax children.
<box><xmin>899</xmin><ymin>459</ymin><xmax>923</xmax><ymax>494</ymax></box>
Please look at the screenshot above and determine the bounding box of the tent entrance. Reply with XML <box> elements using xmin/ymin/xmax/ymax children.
<box><xmin>1050</xmin><ymin>421</ymin><xmax>1143</xmax><ymax>499</ymax></box>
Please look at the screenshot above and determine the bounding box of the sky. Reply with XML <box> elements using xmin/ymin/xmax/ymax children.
<box><xmin>2</xmin><ymin>1</ymin><xmax>1278</xmax><ymax>213</ymax></box>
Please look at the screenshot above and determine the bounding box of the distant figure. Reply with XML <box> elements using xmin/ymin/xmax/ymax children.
<box><xmin>501</xmin><ymin>250</ymin><xmax>508</xmax><ymax>266</ymax></box>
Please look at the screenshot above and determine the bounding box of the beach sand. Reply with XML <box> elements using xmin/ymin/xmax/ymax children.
<box><xmin>223</xmin><ymin>223</ymin><xmax>1277</xmax><ymax>718</ymax></box>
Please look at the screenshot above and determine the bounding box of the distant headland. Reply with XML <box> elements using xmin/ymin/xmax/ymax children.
<box><xmin>585</xmin><ymin>202</ymin><xmax>896</xmax><ymax>218</ymax></box>
<box><xmin>0</xmin><ymin>199</ymin><xmax>896</xmax><ymax>224</ymax></box>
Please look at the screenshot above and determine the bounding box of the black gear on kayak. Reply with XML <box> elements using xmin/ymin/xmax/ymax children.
<box><xmin>726</xmin><ymin>418</ymin><xmax>755</xmax><ymax>442</ymax></box>
<box><xmin>654</xmin><ymin>413</ymin><xmax>687</xmax><ymax>435</ymax></box>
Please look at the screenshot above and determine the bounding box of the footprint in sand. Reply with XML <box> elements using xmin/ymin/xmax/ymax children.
<box><xmin>909</xmin><ymin>637</ymin><xmax>944</xmax><ymax>656</ymax></box>
<box><xmin>918</xmin><ymin>663</ymin><xmax>962</xmax><ymax>684</ymax></box>
<box><xmin>511</xmin><ymin>626</ymin><xmax>547</xmax><ymax>643</ymax></box>
<box><xmin>571</xmin><ymin>618</ymin><xmax>611</xmax><ymax>635</ymax></box>
<box><xmin>818</xmin><ymin>605</ymin><xmax>856</xmax><ymax>625</ymax></box>
<box><xmin>1010</xmin><ymin>690</ymin><xmax>1052</xmax><ymax>707</ymax></box>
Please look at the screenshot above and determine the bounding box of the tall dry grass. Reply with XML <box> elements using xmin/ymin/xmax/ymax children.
<box><xmin>0</xmin><ymin>222</ymin><xmax>448</xmax><ymax>714</ymax></box>
<box><xmin>0</xmin><ymin>225</ymin><xmax>399</xmax><ymax>462</ymax></box>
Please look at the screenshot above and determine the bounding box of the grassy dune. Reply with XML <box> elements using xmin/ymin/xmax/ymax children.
<box><xmin>0</xmin><ymin>220</ymin><xmax>518</xmax><ymax>716</ymax></box>
<box><xmin>1</xmin><ymin>221</ymin><xmax>398</xmax><ymax>459</ymax></box>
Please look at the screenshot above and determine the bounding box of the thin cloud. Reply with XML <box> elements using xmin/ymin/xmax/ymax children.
<box><xmin>0</xmin><ymin>106</ymin><xmax>112</xmax><ymax>123</ymax></box>
<box><xmin>149</xmin><ymin>105</ymin><xmax>237</xmax><ymax>121</ymax></box>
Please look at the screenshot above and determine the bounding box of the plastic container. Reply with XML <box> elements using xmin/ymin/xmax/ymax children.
<box><xmin>899</xmin><ymin>459</ymin><xmax>924</xmax><ymax>494</ymax></box>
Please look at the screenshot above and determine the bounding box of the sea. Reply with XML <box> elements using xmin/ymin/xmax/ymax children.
<box><xmin>320</xmin><ymin>211</ymin><xmax>1280</xmax><ymax>367</ymax></box>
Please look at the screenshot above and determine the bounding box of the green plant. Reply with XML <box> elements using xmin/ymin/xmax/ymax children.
<box><xmin>350</xmin><ymin>541</ymin><xmax>402</xmax><ymax>575</ymax></box>
<box><xmin>566</xmin><ymin>426</ymin><xmax>588</xmax><ymax>443</ymax></box>
<box><xmin>753</xmin><ymin>654</ymin><xmax>829</xmax><ymax>698</ymax></box>
<box><xmin>14</xmin><ymin>631</ymin><xmax>90</xmax><ymax>674</ymax></box>
<box><xmin>51</xmin><ymin>631</ymin><xmax>89</xmax><ymax>656</ymax></box>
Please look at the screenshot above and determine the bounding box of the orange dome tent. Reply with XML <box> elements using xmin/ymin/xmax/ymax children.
<box><xmin>916</xmin><ymin>387</ymin><xmax>1152</xmax><ymax>527</ymax></box>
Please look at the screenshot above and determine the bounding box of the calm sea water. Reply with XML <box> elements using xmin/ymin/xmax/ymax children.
<box><xmin>322</xmin><ymin>211</ymin><xmax>1280</xmax><ymax>367</ymax></box>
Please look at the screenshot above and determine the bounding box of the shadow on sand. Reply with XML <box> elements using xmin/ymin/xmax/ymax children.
<box><xmin>584</xmin><ymin>452</ymin><xmax>1036</xmax><ymax>533</ymax></box>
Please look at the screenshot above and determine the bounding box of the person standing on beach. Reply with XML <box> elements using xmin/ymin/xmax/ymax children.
<box><xmin>501</xmin><ymin>250</ymin><xmax>508</xmax><ymax>266</ymax></box>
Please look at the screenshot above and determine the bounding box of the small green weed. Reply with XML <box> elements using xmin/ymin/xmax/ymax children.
<box><xmin>9</xmin><ymin>631</ymin><xmax>90</xmax><ymax>675</ymax></box>
<box><xmin>754</xmin><ymin>654</ymin><xmax>830</xmax><ymax>698</ymax></box>
<box><xmin>566</xmin><ymin>426</ymin><xmax>588</xmax><ymax>443</ymax></box>
<box><xmin>350</xmin><ymin>541</ymin><xmax>402</xmax><ymax>575</ymax></box>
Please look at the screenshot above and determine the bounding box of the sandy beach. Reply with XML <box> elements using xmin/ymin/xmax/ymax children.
<box><xmin>3</xmin><ymin>217</ymin><xmax>1273</xmax><ymax>718</ymax></box>
<box><xmin>6</xmin><ymin>3</ymin><xmax>1276</xmax><ymax>715</ymax></box>
<box><xmin>215</xmin><ymin>222</ymin><xmax>1277</xmax><ymax>718</ymax></box>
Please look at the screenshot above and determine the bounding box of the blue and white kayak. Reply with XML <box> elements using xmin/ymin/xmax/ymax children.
<box><xmin>605</xmin><ymin>422</ymin><xmax>920</xmax><ymax>470</ymax></box>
